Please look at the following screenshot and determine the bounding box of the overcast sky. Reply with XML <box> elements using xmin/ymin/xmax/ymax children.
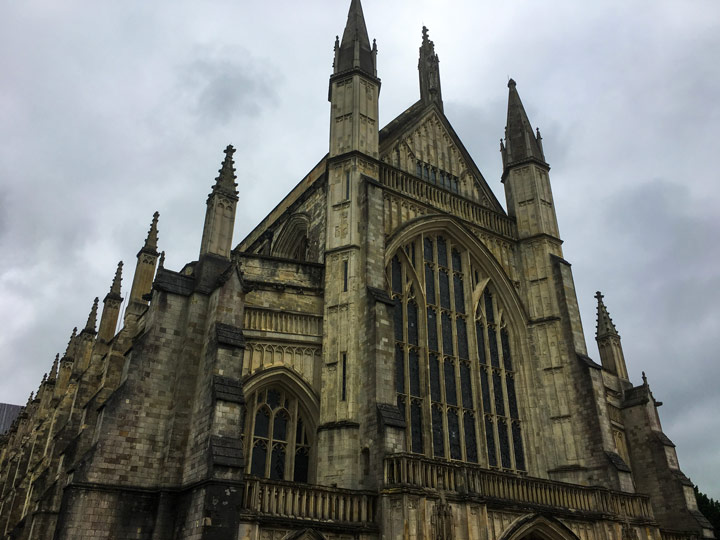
<box><xmin>1</xmin><ymin>1</ymin><xmax>718</xmax><ymax>498</ymax></box>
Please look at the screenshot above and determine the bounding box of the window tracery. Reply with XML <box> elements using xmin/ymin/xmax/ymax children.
<box><xmin>245</xmin><ymin>387</ymin><xmax>312</xmax><ymax>482</ymax></box>
<box><xmin>388</xmin><ymin>233</ymin><xmax>525</xmax><ymax>471</ymax></box>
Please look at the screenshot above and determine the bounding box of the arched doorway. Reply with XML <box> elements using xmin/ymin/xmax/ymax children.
<box><xmin>499</xmin><ymin>515</ymin><xmax>580</xmax><ymax>540</ymax></box>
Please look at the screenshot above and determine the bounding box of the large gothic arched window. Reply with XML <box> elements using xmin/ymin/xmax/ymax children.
<box><xmin>388</xmin><ymin>233</ymin><xmax>525</xmax><ymax>471</ymax></box>
<box><xmin>245</xmin><ymin>386</ymin><xmax>312</xmax><ymax>482</ymax></box>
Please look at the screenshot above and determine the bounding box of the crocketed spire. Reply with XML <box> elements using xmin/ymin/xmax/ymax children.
<box><xmin>334</xmin><ymin>0</ymin><xmax>376</xmax><ymax>75</ymax></box>
<box><xmin>84</xmin><ymin>297</ymin><xmax>99</xmax><ymax>332</ymax></box>
<box><xmin>48</xmin><ymin>354</ymin><xmax>59</xmax><ymax>381</ymax></box>
<box><xmin>212</xmin><ymin>145</ymin><xmax>239</xmax><ymax>199</ymax></box>
<box><xmin>595</xmin><ymin>291</ymin><xmax>619</xmax><ymax>338</ymax></box>
<box><xmin>63</xmin><ymin>327</ymin><xmax>78</xmax><ymax>359</ymax></box>
<box><xmin>418</xmin><ymin>26</ymin><xmax>443</xmax><ymax>110</ymax></box>
<box><xmin>502</xmin><ymin>79</ymin><xmax>547</xmax><ymax>170</ymax></box>
<box><xmin>140</xmin><ymin>212</ymin><xmax>160</xmax><ymax>255</ymax></box>
<box><xmin>110</xmin><ymin>261</ymin><xmax>123</xmax><ymax>297</ymax></box>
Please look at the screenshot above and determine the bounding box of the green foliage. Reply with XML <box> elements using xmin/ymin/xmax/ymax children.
<box><xmin>695</xmin><ymin>485</ymin><xmax>720</xmax><ymax>534</ymax></box>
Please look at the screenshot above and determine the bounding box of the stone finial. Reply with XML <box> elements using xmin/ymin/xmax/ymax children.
<box><xmin>158</xmin><ymin>251</ymin><xmax>165</xmax><ymax>269</ymax></box>
<box><xmin>418</xmin><ymin>25</ymin><xmax>443</xmax><ymax>109</ymax></box>
<box><xmin>143</xmin><ymin>212</ymin><xmax>160</xmax><ymax>252</ymax></box>
<box><xmin>49</xmin><ymin>354</ymin><xmax>59</xmax><ymax>381</ymax></box>
<box><xmin>110</xmin><ymin>261</ymin><xmax>123</xmax><ymax>296</ymax></box>
<box><xmin>212</xmin><ymin>145</ymin><xmax>238</xmax><ymax>197</ymax></box>
<box><xmin>508</xmin><ymin>78</ymin><xmax>516</xmax><ymax>89</ymax></box>
<box><xmin>335</xmin><ymin>0</ymin><xmax>374</xmax><ymax>74</ymax></box>
<box><xmin>85</xmin><ymin>297</ymin><xmax>99</xmax><ymax>331</ymax></box>
<box><xmin>595</xmin><ymin>291</ymin><xmax>619</xmax><ymax>339</ymax></box>
<box><xmin>642</xmin><ymin>371</ymin><xmax>648</xmax><ymax>386</ymax></box>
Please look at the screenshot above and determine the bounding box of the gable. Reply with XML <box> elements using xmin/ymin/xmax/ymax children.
<box><xmin>379</xmin><ymin>103</ymin><xmax>505</xmax><ymax>213</ymax></box>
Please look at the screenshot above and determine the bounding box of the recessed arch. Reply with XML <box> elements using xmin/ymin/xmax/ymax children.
<box><xmin>385</xmin><ymin>215</ymin><xmax>527</xmax><ymax>331</ymax></box>
<box><xmin>282</xmin><ymin>529</ymin><xmax>326</xmax><ymax>540</ymax></box>
<box><xmin>242</xmin><ymin>365</ymin><xmax>320</xmax><ymax>424</ymax></box>
<box><xmin>499</xmin><ymin>514</ymin><xmax>581</xmax><ymax>540</ymax></box>
<box><xmin>272</xmin><ymin>213</ymin><xmax>311</xmax><ymax>261</ymax></box>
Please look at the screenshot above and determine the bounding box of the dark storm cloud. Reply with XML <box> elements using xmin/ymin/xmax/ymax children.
<box><xmin>1</xmin><ymin>0</ymin><xmax>718</xmax><ymax>498</ymax></box>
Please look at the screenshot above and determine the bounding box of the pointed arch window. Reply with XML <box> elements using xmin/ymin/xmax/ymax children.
<box><xmin>388</xmin><ymin>233</ymin><xmax>525</xmax><ymax>471</ymax></box>
<box><xmin>245</xmin><ymin>387</ymin><xmax>312</xmax><ymax>482</ymax></box>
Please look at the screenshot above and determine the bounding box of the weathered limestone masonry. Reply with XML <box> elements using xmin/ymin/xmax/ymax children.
<box><xmin>0</xmin><ymin>1</ymin><xmax>714</xmax><ymax>539</ymax></box>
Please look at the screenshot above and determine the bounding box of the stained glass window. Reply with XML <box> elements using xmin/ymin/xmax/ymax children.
<box><xmin>246</xmin><ymin>387</ymin><xmax>312</xmax><ymax>481</ymax></box>
<box><xmin>388</xmin><ymin>233</ymin><xmax>525</xmax><ymax>470</ymax></box>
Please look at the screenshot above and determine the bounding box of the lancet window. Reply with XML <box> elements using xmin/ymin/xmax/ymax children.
<box><xmin>245</xmin><ymin>387</ymin><xmax>312</xmax><ymax>482</ymax></box>
<box><xmin>389</xmin><ymin>233</ymin><xmax>525</xmax><ymax>471</ymax></box>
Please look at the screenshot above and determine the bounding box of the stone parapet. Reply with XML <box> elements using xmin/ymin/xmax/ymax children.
<box><xmin>383</xmin><ymin>453</ymin><xmax>654</xmax><ymax>522</ymax></box>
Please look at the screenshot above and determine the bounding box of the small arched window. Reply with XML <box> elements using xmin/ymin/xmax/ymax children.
<box><xmin>388</xmin><ymin>233</ymin><xmax>525</xmax><ymax>471</ymax></box>
<box><xmin>245</xmin><ymin>387</ymin><xmax>312</xmax><ymax>482</ymax></box>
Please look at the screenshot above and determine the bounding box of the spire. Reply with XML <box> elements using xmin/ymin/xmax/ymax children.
<box><xmin>110</xmin><ymin>261</ymin><xmax>123</xmax><ymax>297</ymax></box>
<box><xmin>212</xmin><ymin>145</ymin><xmax>239</xmax><ymax>200</ymax></box>
<box><xmin>418</xmin><ymin>26</ymin><xmax>443</xmax><ymax>110</ymax></box>
<box><xmin>84</xmin><ymin>297</ymin><xmax>99</xmax><ymax>332</ymax></box>
<box><xmin>595</xmin><ymin>291</ymin><xmax>619</xmax><ymax>339</ymax></box>
<box><xmin>502</xmin><ymin>79</ymin><xmax>547</xmax><ymax>169</ymax></box>
<box><xmin>63</xmin><ymin>327</ymin><xmax>78</xmax><ymax>359</ymax></box>
<box><xmin>140</xmin><ymin>212</ymin><xmax>160</xmax><ymax>256</ymax></box>
<box><xmin>49</xmin><ymin>354</ymin><xmax>59</xmax><ymax>381</ymax></box>
<box><xmin>335</xmin><ymin>0</ymin><xmax>376</xmax><ymax>76</ymax></box>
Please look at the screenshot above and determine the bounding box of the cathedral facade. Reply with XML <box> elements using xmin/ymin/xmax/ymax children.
<box><xmin>0</xmin><ymin>1</ymin><xmax>714</xmax><ymax>539</ymax></box>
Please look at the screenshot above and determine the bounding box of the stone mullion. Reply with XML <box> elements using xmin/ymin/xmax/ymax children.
<box><xmin>286</xmin><ymin>398</ymin><xmax>299</xmax><ymax>481</ymax></box>
<box><xmin>246</xmin><ymin>393</ymin><xmax>259</xmax><ymax>474</ymax></box>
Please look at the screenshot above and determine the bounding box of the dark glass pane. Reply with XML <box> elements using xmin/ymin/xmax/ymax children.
<box><xmin>273</xmin><ymin>412</ymin><xmax>288</xmax><ymax>441</ymax></box>
<box><xmin>432</xmin><ymin>406</ymin><xmax>444</xmax><ymax>458</ymax></box>
<box><xmin>498</xmin><ymin>420</ymin><xmax>511</xmax><ymax>468</ymax></box>
<box><xmin>456</xmin><ymin>318</ymin><xmax>468</xmax><ymax>359</ymax></box>
<box><xmin>408</xmin><ymin>301</ymin><xmax>418</xmax><ymax>346</ymax></box>
<box><xmin>267</xmin><ymin>389</ymin><xmax>281</xmax><ymax>409</ymax></box>
<box><xmin>425</xmin><ymin>264</ymin><xmax>436</xmax><ymax>305</ymax></box>
<box><xmin>296</xmin><ymin>418</ymin><xmax>305</xmax><ymax>445</ymax></box>
<box><xmin>489</xmin><ymin>329</ymin><xmax>500</xmax><ymax>368</ymax></box>
<box><xmin>254</xmin><ymin>408</ymin><xmax>270</xmax><ymax>438</ymax></box>
<box><xmin>451</xmin><ymin>249</ymin><xmax>462</xmax><ymax>272</ymax></box>
<box><xmin>393</xmin><ymin>298</ymin><xmax>403</xmax><ymax>342</ymax></box>
<box><xmin>480</xmin><ymin>368</ymin><xmax>491</xmax><ymax>412</ymax></box>
<box><xmin>447</xmin><ymin>409</ymin><xmax>461</xmax><ymax>460</ymax></box>
<box><xmin>464</xmin><ymin>412</ymin><xmax>478</xmax><ymax>463</ymax></box>
<box><xmin>460</xmin><ymin>362</ymin><xmax>473</xmax><ymax>408</ymax></box>
<box><xmin>409</xmin><ymin>350</ymin><xmax>420</xmax><ymax>397</ymax></box>
<box><xmin>439</xmin><ymin>271</ymin><xmax>451</xmax><ymax>309</ymax></box>
<box><xmin>251</xmin><ymin>442</ymin><xmax>267</xmax><ymax>476</ymax></box>
<box><xmin>270</xmin><ymin>444</ymin><xmax>286</xmax><ymax>480</ymax></box>
<box><xmin>430</xmin><ymin>168</ymin><xmax>436</xmax><ymax>183</ymax></box>
<box><xmin>416</xmin><ymin>162</ymin><xmax>423</xmax><ymax>177</ymax></box>
<box><xmin>437</xmin><ymin>237</ymin><xmax>448</xmax><ymax>267</ymax></box>
<box><xmin>453</xmin><ymin>275</ymin><xmax>465</xmax><ymax>314</ymax></box>
<box><xmin>411</xmin><ymin>401</ymin><xmax>423</xmax><ymax>453</ymax></box>
<box><xmin>392</xmin><ymin>256</ymin><xmax>402</xmax><ymax>294</ymax></box>
<box><xmin>294</xmin><ymin>448</ymin><xmax>309</xmax><ymax>482</ymax></box>
<box><xmin>444</xmin><ymin>360</ymin><xmax>457</xmax><ymax>406</ymax></box>
<box><xmin>430</xmin><ymin>354</ymin><xmax>441</xmax><ymax>402</ymax></box>
<box><xmin>441</xmin><ymin>312</ymin><xmax>453</xmax><ymax>356</ymax></box>
<box><xmin>485</xmin><ymin>417</ymin><xmax>497</xmax><ymax>467</ymax></box>
<box><xmin>493</xmin><ymin>371</ymin><xmax>505</xmax><ymax>416</ymax></box>
<box><xmin>397</xmin><ymin>395</ymin><xmax>406</xmax><ymax>421</ymax></box>
<box><xmin>395</xmin><ymin>345</ymin><xmax>405</xmax><ymax>394</ymax></box>
<box><xmin>424</xmin><ymin>237</ymin><xmax>433</xmax><ymax>261</ymax></box>
<box><xmin>501</xmin><ymin>328</ymin><xmax>512</xmax><ymax>370</ymax></box>
<box><xmin>512</xmin><ymin>422</ymin><xmax>526</xmax><ymax>471</ymax></box>
<box><xmin>507</xmin><ymin>374</ymin><xmax>519</xmax><ymax>419</ymax></box>
<box><xmin>427</xmin><ymin>308</ymin><xmax>438</xmax><ymax>351</ymax></box>
<box><xmin>476</xmin><ymin>321</ymin><xmax>487</xmax><ymax>364</ymax></box>
<box><xmin>484</xmin><ymin>289</ymin><xmax>495</xmax><ymax>324</ymax></box>
<box><xmin>423</xmin><ymin>165</ymin><xmax>430</xmax><ymax>180</ymax></box>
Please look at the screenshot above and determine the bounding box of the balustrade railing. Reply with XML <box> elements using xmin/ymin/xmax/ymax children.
<box><xmin>383</xmin><ymin>453</ymin><xmax>653</xmax><ymax>521</ymax></box>
<box><xmin>379</xmin><ymin>165</ymin><xmax>518</xmax><ymax>240</ymax></box>
<box><xmin>241</xmin><ymin>478</ymin><xmax>377</xmax><ymax>526</ymax></box>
